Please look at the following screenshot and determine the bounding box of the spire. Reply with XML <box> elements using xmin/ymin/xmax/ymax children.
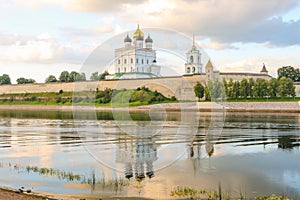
<box><xmin>260</xmin><ymin>63</ymin><xmax>268</xmax><ymax>74</ymax></box>
<box><xmin>191</xmin><ymin>34</ymin><xmax>197</xmax><ymax>50</ymax></box>
<box><xmin>193</xmin><ymin>34</ymin><xmax>195</xmax><ymax>47</ymax></box>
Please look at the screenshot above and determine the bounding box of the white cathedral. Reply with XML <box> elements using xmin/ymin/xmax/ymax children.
<box><xmin>111</xmin><ymin>25</ymin><xmax>161</xmax><ymax>79</ymax></box>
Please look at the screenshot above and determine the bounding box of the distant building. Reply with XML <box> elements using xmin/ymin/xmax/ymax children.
<box><xmin>185</xmin><ymin>35</ymin><xmax>203</xmax><ymax>74</ymax></box>
<box><xmin>108</xmin><ymin>25</ymin><xmax>161</xmax><ymax>79</ymax></box>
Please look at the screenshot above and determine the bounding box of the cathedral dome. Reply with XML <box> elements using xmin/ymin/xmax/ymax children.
<box><xmin>145</xmin><ymin>35</ymin><xmax>153</xmax><ymax>43</ymax></box>
<box><xmin>137</xmin><ymin>33</ymin><xmax>143</xmax><ymax>41</ymax></box>
<box><xmin>133</xmin><ymin>24</ymin><xmax>144</xmax><ymax>39</ymax></box>
<box><xmin>124</xmin><ymin>34</ymin><xmax>132</xmax><ymax>43</ymax></box>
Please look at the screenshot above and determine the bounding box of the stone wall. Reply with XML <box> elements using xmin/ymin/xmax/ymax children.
<box><xmin>0</xmin><ymin>74</ymin><xmax>298</xmax><ymax>100</ymax></box>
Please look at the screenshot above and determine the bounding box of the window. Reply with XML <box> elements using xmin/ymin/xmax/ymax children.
<box><xmin>192</xmin><ymin>67</ymin><xmax>195</xmax><ymax>73</ymax></box>
<box><xmin>118</xmin><ymin>59</ymin><xmax>120</xmax><ymax>64</ymax></box>
<box><xmin>124</xmin><ymin>59</ymin><xmax>127</xmax><ymax>64</ymax></box>
<box><xmin>131</xmin><ymin>58</ymin><xmax>133</xmax><ymax>63</ymax></box>
<box><xmin>187</xmin><ymin>67</ymin><xmax>190</xmax><ymax>73</ymax></box>
<box><xmin>142</xmin><ymin>59</ymin><xmax>144</xmax><ymax>64</ymax></box>
<box><xmin>190</xmin><ymin>55</ymin><xmax>193</xmax><ymax>63</ymax></box>
<box><xmin>124</xmin><ymin>68</ymin><xmax>126</xmax><ymax>72</ymax></box>
<box><xmin>197</xmin><ymin>56</ymin><xmax>200</xmax><ymax>64</ymax></box>
<box><xmin>136</xmin><ymin>58</ymin><xmax>138</xmax><ymax>64</ymax></box>
<box><xmin>147</xmin><ymin>60</ymin><xmax>149</xmax><ymax>64</ymax></box>
<box><xmin>118</xmin><ymin>68</ymin><xmax>120</xmax><ymax>73</ymax></box>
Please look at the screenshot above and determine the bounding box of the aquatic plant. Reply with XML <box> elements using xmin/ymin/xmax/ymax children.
<box><xmin>170</xmin><ymin>186</ymin><xmax>293</xmax><ymax>200</ymax></box>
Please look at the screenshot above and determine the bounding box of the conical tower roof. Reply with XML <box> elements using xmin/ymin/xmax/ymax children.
<box><xmin>260</xmin><ymin>63</ymin><xmax>268</xmax><ymax>73</ymax></box>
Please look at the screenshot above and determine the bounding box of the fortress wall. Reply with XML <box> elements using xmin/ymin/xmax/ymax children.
<box><xmin>1</xmin><ymin>74</ymin><xmax>299</xmax><ymax>100</ymax></box>
<box><xmin>220</xmin><ymin>73</ymin><xmax>272</xmax><ymax>82</ymax></box>
<box><xmin>295</xmin><ymin>83</ymin><xmax>300</xmax><ymax>97</ymax></box>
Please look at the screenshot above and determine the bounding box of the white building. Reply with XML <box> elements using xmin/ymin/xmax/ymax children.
<box><xmin>185</xmin><ymin>35</ymin><xmax>203</xmax><ymax>74</ymax></box>
<box><xmin>112</xmin><ymin>25</ymin><xmax>161</xmax><ymax>79</ymax></box>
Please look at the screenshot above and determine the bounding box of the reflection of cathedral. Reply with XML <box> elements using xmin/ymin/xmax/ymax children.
<box><xmin>116</xmin><ymin>125</ymin><xmax>158</xmax><ymax>182</ymax></box>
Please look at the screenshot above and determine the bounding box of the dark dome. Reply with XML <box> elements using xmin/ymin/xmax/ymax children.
<box><xmin>137</xmin><ymin>33</ymin><xmax>143</xmax><ymax>41</ymax></box>
<box><xmin>124</xmin><ymin>34</ymin><xmax>132</xmax><ymax>43</ymax></box>
<box><xmin>145</xmin><ymin>35</ymin><xmax>153</xmax><ymax>43</ymax></box>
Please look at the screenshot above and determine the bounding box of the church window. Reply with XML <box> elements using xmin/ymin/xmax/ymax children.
<box><xmin>187</xmin><ymin>67</ymin><xmax>190</xmax><ymax>73</ymax></box>
<box><xmin>197</xmin><ymin>56</ymin><xmax>200</xmax><ymax>64</ymax></box>
<box><xmin>118</xmin><ymin>59</ymin><xmax>120</xmax><ymax>64</ymax></box>
<box><xmin>192</xmin><ymin>67</ymin><xmax>195</xmax><ymax>73</ymax></box>
<box><xmin>136</xmin><ymin>58</ymin><xmax>138</xmax><ymax>64</ymax></box>
<box><xmin>147</xmin><ymin>60</ymin><xmax>149</xmax><ymax>64</ymax></box>
<box><xmin>190</xmin><ymin>55</ymin><xmax>193</xmax><ymax>63</ymax></box>
<box><xmin>131</xmin><ymin>58</ymin><xmax>133</xmax><ymax>63</ymax></box>
<box><xmin>142</xmin><ymin>59</ymin><xmax>144</xmax><ymax>64</ymax></box>
<box><xmin>124</xmin><ymin>59</ymin><xmax>127</xmax><ymax>64</ymax></box>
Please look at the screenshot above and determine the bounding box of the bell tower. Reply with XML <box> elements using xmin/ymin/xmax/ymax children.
<box><xmin>185</xmin><ymin>35</ymin><xmax>202</xmax><ymax>74</ymax></box>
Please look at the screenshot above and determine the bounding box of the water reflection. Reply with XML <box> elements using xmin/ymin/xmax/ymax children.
<box><xmin>0</xmin><ymin>111</ymin><xmax>299</xmax><ymax>198</ymax></box>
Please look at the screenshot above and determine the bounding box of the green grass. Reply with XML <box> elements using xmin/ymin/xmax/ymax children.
<box><xmin>0</xmin><ymin>87</ymin><xmax>175</xmax><ymax>107</ymax></box>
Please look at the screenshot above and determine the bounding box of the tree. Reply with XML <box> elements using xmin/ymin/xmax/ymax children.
<box><xmin>90</xmin><ymin>72</ymin><xmax>99</xmax><ymax>81</ymax></box>
<box><xmin>16</xmin><ymin>77</ymin><xmax>36</xmax><ymax>84</ymax></box>
<box><xmin>59</xmin><ymin>71</ymin><xmax>70</xmax><ymax>82</ymax></box>
<box><xmin>45</xmin><ymin>75</ymin><xmax>57</xmax><ymax>83</ymax></box>
<box><xmin>227</xmin><ymin>78</ymin><xmax>234</xmax><ymax>98</ymax></box>
<box><xmin>222</xmin><ymin>78</ymin><xmax>228</xmax><ymax>97</ymax></box>
<box><xmin>253</xmin><ymin>79</ymin><xmax>267</xmax><ymax>98</ymax></box>
<box><xmin>248</xmin><ymin>78</ymin><xmax>255</xmax><ymax>98</ymax></box>
<box><xmin>232</xmin><ymin>81</ymin><xmax>240</xmax><ymax>99</ymax></box>
<box><xmin>100</xmin><ymin>71</ymin><xmax>109</xmax><ymax>80</ymax></box>
<box><xmin>268</xmin><ymin>78</ymin><xmax>278</xmax><ymax>98</ymax></box>
<box><xmin>69</xmin><ymin>71</ymin><xmax>79</xmax><ymax>82</ymax></box>
<box><xmin>0</xmin><ymin>74</ymin><xmax>11</xmax><ymax>85</ymax></box>
<box><xmin>205</xmin><ymin>79</ymin><xmax>225</xmax><ymax>100</ymax></box>
<box><xmin>240</xmin><ymin>78</ymin><xmax>249</xmax><ymax>99</ymax></box>
<box><xmin>278</xmin><ymin>77</ymin><xmax>296</xmax><ymax>98</ymax></box>
<box><xmin>194</xmin><ymin>82</ymin><xmax>205</xmax><ymax>100</ymax></box>
<box><xmin>277</xmin><ymin>66</ymin><xmax>300</xmax><ymax>82</ymax></box>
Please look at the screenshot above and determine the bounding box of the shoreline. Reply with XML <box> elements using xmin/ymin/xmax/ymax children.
<box><xmin>0</xmin><ymin>101</ymin><xmax>299</xmax><ymax>113</ymax></box>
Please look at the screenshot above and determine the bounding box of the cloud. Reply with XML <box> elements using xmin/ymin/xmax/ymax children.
<box><xmin>0</xmin><ymin>33</ymin><xmax>90</xmax><ymax>64</ymax></box>
<box><xmin>122</xmin><ymin>0</ymin><xmax>300</xmax><ymax>47</ymax></box>
<box><xmin>219</xmin><ymin>55</ymin><xmax>300</xmax><ymax>77</ymax></box>
<box><xmin>60</xmin><ymin>26</ymin><xmax>114</xmax><ymax>37</ymax></box>
<box><xmin>12</xmin><ymin>0</ymin><xmax>148</xmax><ymax>13</ymax></box>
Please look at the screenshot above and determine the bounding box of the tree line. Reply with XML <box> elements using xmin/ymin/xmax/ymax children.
<box><xmin>0</xmin><ymin>70</ymin><xmax>109</xmax><ymax>85</ymax></box>
<box><xmin>194</xmin><ymin>76</ymin><xmax>296</xmax><ymax>100</ymax></box>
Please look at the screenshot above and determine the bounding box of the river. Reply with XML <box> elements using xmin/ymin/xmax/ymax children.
<box><xmin>0</xmin><ymin>109</ymin><xmax>299</xmax><ymax>199</ymax></box>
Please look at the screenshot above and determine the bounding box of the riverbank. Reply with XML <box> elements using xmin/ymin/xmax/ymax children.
<box><xmin>0</xmin><ymin>101</ymin><xmax>299</xmax><ymax>113</ymax></box>
<box><xmin>0</xmin><ymin>186</ymin><xmax>154</xmax><ymax>200</ymax></box>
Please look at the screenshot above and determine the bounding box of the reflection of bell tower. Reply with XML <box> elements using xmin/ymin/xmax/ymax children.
<box><xmin>185</xmin><ymin>35</ymin><xmax>202</xmax><ymax>74</ymax></box>
<box><xmin>116</xmin><ymin>124</ymin><xmax>158</xmax><ymax>182</ymax></box>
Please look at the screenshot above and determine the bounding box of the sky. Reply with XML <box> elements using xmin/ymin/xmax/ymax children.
<box><xmin>0</xmin><ymin>0</ymin><xmax>300</xmax><ymax>83</ymax></box>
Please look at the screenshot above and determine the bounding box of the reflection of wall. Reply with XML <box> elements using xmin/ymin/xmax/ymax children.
<box><xmin>0</xmin><ymin>119</ymin><xmax>12</xmax><ymax>148</ymax></box>
<box><xmin>116</xmin><ymin>124</ymin><xmax>158</xmax><ymax>182</ymax></box>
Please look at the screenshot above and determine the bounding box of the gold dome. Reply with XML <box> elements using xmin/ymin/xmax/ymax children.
<box><xmin>133</xmin><ymin>24</ymin><xmax>144</xmax><ymax>39</ymax></box>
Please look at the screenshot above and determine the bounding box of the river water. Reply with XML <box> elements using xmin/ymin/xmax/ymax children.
<box><xmin>0</xmin><ymin>109</ymin><xmax>299</xmax><ymax>199</ymax></box>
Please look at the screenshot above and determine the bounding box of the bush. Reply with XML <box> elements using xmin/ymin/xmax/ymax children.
<box><xmin>59</xmin><ymin>89</ymin><xmax>63</xmax><ymax>94</ymax></box>
<box><xmin>56</xmin><ymin>96</ymin><xmax>62</xmax><ymax>103</ymax></box>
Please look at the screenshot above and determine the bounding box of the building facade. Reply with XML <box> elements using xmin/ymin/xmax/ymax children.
<box><xmin>113</xmin><ymin>25</ymin><xmax>161</xmax><ymax>79</ymax></box>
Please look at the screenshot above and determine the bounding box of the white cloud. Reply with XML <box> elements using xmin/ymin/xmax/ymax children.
<box><xmin>0</xmin><ymin>33</ymin><xmax>90</xmax><ymax>64</ymax></box>
<box><xmin>219</xmin><ymin>55</ymin><xmax>300</xmax><ymax>77</ymax></box>
<box><xmin>12</xmin><ymin>0</ymin><xmax>148</xmax><ymax>12</ymax></box>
